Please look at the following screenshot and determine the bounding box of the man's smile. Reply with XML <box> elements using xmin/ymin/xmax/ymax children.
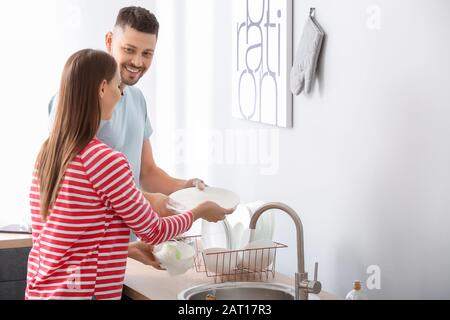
<box><xmin>124</xmin><ymin>65</ymin><xmax>143</xmax><ymax>76</ymax></box>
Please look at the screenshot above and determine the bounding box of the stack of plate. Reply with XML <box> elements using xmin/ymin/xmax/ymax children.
<box><xmin>170</xmin><ymin>187</ymin><xmax>239</xmax><ymax>249</ymax></box>
<box><xmin>169</xmin><ymin>188</ymin><xmax>275</xmax><ymax>250</ymax></box>
<box><xmin>227</xmin><ymin>202</ymin><xmax>275</xmax><ymax>250</ymax></box>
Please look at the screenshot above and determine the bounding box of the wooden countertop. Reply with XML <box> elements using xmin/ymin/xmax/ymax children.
<box><xmin>123</xmin><ymin>258</ymin><xmax>338</xmax><ymax>300</ymax></box>
<box><xmin>0</xmin><ymin>233</ymin><xmax>32</xmax><ymax>249</ymax></box>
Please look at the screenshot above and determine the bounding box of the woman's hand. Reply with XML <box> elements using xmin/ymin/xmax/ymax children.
<box><xmin>184</xmin><ymin>178</ymin><xmax>207</xmax><ymax>191</ymax></box>
<box><xmin>191</xmin><ymin>201</ymin><xmax>235</xmax><ymax>222</ymax></box>
<box><xmin>143</xmin><ymin>192</ymin><xmax>178</xmax><ymax>217</ymax></box>
<box><xmin>128</xmin><ymin>241</ymin><xmax>164</xmax><ymax>270</ymax></box>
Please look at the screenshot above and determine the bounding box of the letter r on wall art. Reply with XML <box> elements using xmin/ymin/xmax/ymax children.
<box><xmin>232</xmin><ymin>0</ymin><xmax>293</xmax><ymax>128</ymax></box>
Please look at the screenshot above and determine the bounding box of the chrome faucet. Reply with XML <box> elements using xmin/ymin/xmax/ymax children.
<box><xmin>249</xmin><ymin>202</ymin><xmax>322</xmax><ymax>300</ymax></box>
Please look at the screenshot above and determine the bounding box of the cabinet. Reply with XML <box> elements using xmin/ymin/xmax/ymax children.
<box><xmin>0</xmin><ymin>247</ymin><xmax>31</xmax><ymax>300</ymax></box>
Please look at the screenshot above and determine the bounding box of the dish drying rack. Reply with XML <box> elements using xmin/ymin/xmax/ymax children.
<box><xmin>178</xmin><ymin>235</ymin><xmax>288</xmax><ymax>283</ymax></box>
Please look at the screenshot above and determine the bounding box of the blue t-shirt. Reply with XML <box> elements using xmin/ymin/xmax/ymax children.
<box><xmin>48</xmin><ymin>86</ymin><xmax>153</xmax><ymax>187</ymax></box>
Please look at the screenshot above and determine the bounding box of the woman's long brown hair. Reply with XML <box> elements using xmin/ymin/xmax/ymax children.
<box><xmin>37</xmin><ymin>49</ymin><xmax>118</xmax><ymax>221</ymax></box>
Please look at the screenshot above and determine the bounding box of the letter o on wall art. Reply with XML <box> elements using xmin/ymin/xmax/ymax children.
<box><xmin>232</xmin><ymin>0</ymin><xmax>293</xmax><ymax>128</ymax></box>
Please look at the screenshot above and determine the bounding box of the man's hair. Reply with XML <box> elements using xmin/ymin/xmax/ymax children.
<box><xmin>115</xmin><ymin>6</ymin><xmax>159</xmax><ymax>37</ymax></box>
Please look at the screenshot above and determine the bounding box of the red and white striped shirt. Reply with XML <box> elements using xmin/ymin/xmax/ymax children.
<box><xmin>26</xmin><ymin>138</ymin><xmax>193</xmax><ymax>300</ymax></box>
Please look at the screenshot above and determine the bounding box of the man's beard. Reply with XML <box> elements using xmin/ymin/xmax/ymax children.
<box><xmin>120</xmin><ymin>64</ymin><xmax>144</xmax><ymax>86</ymax></box>
<box><xmin>120</xmin><ymin>76</ymin><xmax>140</xmax><ymax>86</ymax></box>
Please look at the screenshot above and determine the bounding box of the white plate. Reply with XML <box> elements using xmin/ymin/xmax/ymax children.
<box><xmin>201</xmin><ymin>220</ymin><xmax>232</xmax><ymax>249</ymax></box>
<box><xmin>240</xmin><ymin>240</ymin><xmax>276</xmax><ymax>272</ymax></box>
<box><xmin>226</xmin><ymin>204</ymin><xmax>251</xmax><ymax>250</ymax></box>
<box><xmin>170</xmin><ymin>187</ymin><xmax>240</xmax><ymax>211</ymax></box>
<box><xmin>202</xmin><ymin>248</ymin><xmax>241</xmax><ymax>274</ymax></box>
<box><xmin>226</xmin><ymin>202</ymin><xmax>275</xmax><ymax>250</ymax></box>
<box><xmin>170</xmin><ymin>187</ymin><xmax>239</xmax><ymax>250</ymax></box>
<box><xmin>246</xmin><ymin>201</ymin><xmax>275</xmax><ymax>242</ymax></box>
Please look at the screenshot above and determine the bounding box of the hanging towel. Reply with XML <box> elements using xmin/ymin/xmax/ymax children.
<box><xmin>290</xmin><ymin>16</ymin><xmax>325</xmax><ymax>95</ymax></box>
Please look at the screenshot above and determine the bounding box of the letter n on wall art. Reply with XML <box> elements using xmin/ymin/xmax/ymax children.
<box><xmin>232</xmin><ymin>0</ymin><xmax>293</xmax><ymax>128</ymax></box>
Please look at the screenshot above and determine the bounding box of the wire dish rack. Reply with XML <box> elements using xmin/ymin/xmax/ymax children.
<box><xmin>178</xmin><ymin>235</ymin><xmax>288</xmax><ymax>283</ymax></box>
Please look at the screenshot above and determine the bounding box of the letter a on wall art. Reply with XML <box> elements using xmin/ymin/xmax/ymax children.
<box><xmin>232</xmin><ymin>0</ymin><xmax>293</xmax><ymax>128</ymax></box>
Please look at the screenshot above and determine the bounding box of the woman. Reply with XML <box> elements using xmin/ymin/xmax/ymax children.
<box><xmin>25</xmin><ymin>49</ymin><xmax>232</xmax><ymax>300</ymax></box>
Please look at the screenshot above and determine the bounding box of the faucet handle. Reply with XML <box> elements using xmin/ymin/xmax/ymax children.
<box><xmin>308</xmin><ymin>262</ymin><xmax>322</xmax><ymax>294</ymax></box>
<box><xmin>314</xmin><ymin>262</ymin><xmax>319</xmax><ymax>282</ymax></box>
<box><xmin>299</xmin><ymin>262</ymin><xmax>322</xmax><ymax>295</ymax></box>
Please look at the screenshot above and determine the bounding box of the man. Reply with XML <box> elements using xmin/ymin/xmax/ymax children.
<box><xmin>49</xmin><ymin>7</ymin><xmax>205</xmax><ymax>268</ymax></box>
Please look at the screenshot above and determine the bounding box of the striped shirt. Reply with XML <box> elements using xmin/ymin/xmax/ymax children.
<box><xmin>25</xmin><ymin>138</ymin><xmax>194</xmax><ymax>300</ymax></box>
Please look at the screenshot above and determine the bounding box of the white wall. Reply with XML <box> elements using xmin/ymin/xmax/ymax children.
<box><xmin>285</xmin><ymin>0</ymin><xmax>450</xmax><ymax>299</ymax></box>
<box><xmin>151</xmin><ymin>0</ymin><xmax>450</xmax><ymax>299</ymax></box>
<box><xmin>0</xmin><ymin>0</ymin><xmax>156</xmax><ymax>225</ymax></box>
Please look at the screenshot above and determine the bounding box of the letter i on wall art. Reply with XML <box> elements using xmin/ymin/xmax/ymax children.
<box><xmin>232</xmin><ymin>0</ymin><xmax>293</xmax><ymax>128</ymax></box>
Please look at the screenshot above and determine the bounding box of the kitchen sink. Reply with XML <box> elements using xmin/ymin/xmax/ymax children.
<box><xmin>178</xmin><ymin>282</ymin><xmax>316</xmax><ymax>300</ymax></box>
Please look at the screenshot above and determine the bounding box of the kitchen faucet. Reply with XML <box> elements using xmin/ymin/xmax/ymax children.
<box><xmin>249</xmin><ymin>202</ymin><xmax>322</xmax><ymax>300</ymax></box>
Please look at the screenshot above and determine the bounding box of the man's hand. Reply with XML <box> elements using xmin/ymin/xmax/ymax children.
<box><xmin>184</xmin><ymin>178</ymin><xmax>207</xmax><ymax>191</ymax></box>
<box><xmin>143</xmin><ymin>192</ymin><xmax>178</xmax><ymax>217</ymax></box>
<box><xmin>128</xmin><ymin>241</ymin><xmax>164</xmax><ymax>270</ymax></box>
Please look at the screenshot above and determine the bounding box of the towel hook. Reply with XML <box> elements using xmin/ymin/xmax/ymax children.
<box><xmin>310</xmin><ymin>8</ymin><xmax>316</xmax><ymax>18</ymax></box>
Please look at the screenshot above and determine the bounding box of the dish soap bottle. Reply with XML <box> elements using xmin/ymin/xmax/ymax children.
<box><xmin>345</xmin><ymin>280</ymin><xmax>368</xmax><ymax>300</ymax></box>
